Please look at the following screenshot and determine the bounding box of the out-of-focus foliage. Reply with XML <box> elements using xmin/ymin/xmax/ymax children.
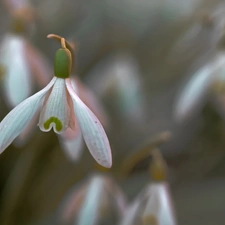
<box><xmin>1</xmin><ymin>0</ymin><xmax>225</xmax><ymax>225</ymax></box>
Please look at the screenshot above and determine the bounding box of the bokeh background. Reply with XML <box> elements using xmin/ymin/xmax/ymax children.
<box><xmin>0</xmin><ymin>0</ymin><xmax>225</xmax><ymax>224</ymax></box>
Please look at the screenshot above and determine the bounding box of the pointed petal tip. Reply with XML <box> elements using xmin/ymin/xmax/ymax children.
<box><xmin>66</xmin><ymin>79</ymin><xmax>113</xmax><ymax>169</ymax></box>
<box><xmin>96</xmin><ymin>149</ymin><xmax>112</xmax><ymax>168</ymax></box>
<box><xmin>99</xmin><ymin>159</ymin><xmax>112</xmax><ymax>168</ymax></box>
<box><xmin>94</xmin><ymin>154</ymin><xmax>112</xmax><ymax>168</ymax></box>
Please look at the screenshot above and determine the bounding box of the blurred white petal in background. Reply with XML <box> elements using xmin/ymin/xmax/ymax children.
<box><xmin>87</xmin><ymin>53</ymin><xmax>146</xmax><ymax>124</ymax></box>
<box><xmin>174</xmin><ymin>52</ymin><xmax>225</xmax><ymax>122</ymax></box>
<box><xmin>0</xmin><ymin>33</ymin><xmax>51</xmax><ymax>109</ymax></box>
<box><xmin>57</xmin><ymin>174</ymin><xmax>127</xmax><ymax>225</ymax></box>
<box><xmin>0</xmin><ymin>34</ymin><xmax>32</xmax><ymax>107</ymax></box>
<box><xmin>142</xmin><ymin>182</ymin><xmax>176</xmax><ymax>225</ymax></box>
<box><xmin>119</xmin><ymin>182</ymin><xmax>176</xmax><ymax>225</ymax></box>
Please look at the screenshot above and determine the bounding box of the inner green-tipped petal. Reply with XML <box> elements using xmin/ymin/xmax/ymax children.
<box><xmin>44</xmin><ymin>117</ymin><xmax>63</xmax><ymax>132</ymax></box>
<box><xmin>39</xmin><ymin>78</ymin><xmax>70</xmax><ymax>134</ymax></box>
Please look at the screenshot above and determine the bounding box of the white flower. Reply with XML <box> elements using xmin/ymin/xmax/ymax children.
<box><xmin>58</xmin><ymin>77</ymin><xmax>108</xmax><ymax>161</ymax></box>
<box><xmin>174</xmin><ymin>52</ymin><xmax>225</xmax><ymax>122</ymax></box>
<box><xmin>142</xmin><ymin>182</ymin><xmax>176</xmax><ymax>225</ymax></box>
<box><xmin>56</xmin><ymin>174</ymin><xmax>127</xmax><ymax>225</ymax></box>
<box><xmin>0</xmin><ymin>37</ymin><xmax>112</xmax><ymax>168</ymax></box>
<box><xmin>119</xmin><ymin>182</ymin><xmax>177</xmax><ymax>225</ymax></box>
<box><xmin>119</xmin><ymin>149</ymin><xmax>176</xmax><ymax>225</ymax></box>
<box><xmin>0</xmin><ymin>34</ymin><xmax>51</xmax><ymax>108</ymax></box>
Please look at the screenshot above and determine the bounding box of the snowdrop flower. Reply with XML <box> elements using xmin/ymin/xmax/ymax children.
<box><xmin>141</xmin><ymin>182</ymin><xmax>176</xmax><ymax>225</ymax></box>
<box><xmin>143</xmin><ymin>150</ymin><xmax>176</xmax><ymax>225</ymax></box>
<box><xmin>57</xmin><ymin>174</ymin><xmax>127</xmax><ymax>225</ymax></box>
<box><xmin>119</xmin><ymin>149</ymin><xmax>176</xmax><ymax>225</ymax></box>
<box><xmin>174</xmin><ymin>51</ymin><xmax>225</xmax><ymax>122</ymax></box>
<box><xmin>0</xmin><ymin>35</ymin><xmax>112</xmax><ymax>168</ymax></box>
<box><xmin>119</xmin><ymin>182</ymin><xmax>176</xmax><ymax>225</ymax></box>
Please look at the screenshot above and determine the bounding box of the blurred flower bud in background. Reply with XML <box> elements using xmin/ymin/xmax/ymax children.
<box><xmin>119</xmin><ymin>148</ymin><xmax>176</xmax><ymax>225</ymax></box>
<box><xmin>86</xmin><ymin>53</ymin><xmax>146</xmax><ymax>125</ymax></box>
<box><xmin>56</xmin><ymin>174</ymin><xmax>127</xmax><ymax>225</ymax></box>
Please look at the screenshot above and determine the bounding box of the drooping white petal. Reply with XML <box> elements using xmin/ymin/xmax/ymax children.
<box><xmin>39</xmin><ymin>78</ymin><xmax>70</xmax><ymax>134</ymax></box>
<box><xmin>14</xmin><ymin>111</ymin><xmax>39</xmax><ymax>147</ymax></box>
<box><xmin>119</xmin><ymin>202</ymin><xmax>141</xmax><ymax>225</ymax></box>
<box><xmin>142</xmin><ymin>182</ymin><xmax>176</xmax><ymax>225</ymax></box>
<box><xmin>66</xmin><ymin>79</ymin><xmax>112</xmax><ymax>168</ymax></box>
<box><xmin>0</xmin><ymin>34</ymin><xmax>32</xmax><ymax>107</ymax></box>
<box><xmin>119</xmin><ymin>192</ymin><xmax>146</xmax><ymax>225</ymax></box>
<box><xmin>174</xmin><ymin>53</ymin><xmax>225</xmax><ymax>122</ymax></box>
<box><xmin>58</xmin><ymin>127</ymin><xmax>84</xmax><ymax>161</ymax></box>
<box><xmin>71</xmin><ymin>77</ymin><xmax>109</xmax><ymax>127</ymax></box>
<box><xmin>0</xmin><ymin>77</ymin><xmax>56</xmax><ymax>153</ymax></box>
<box><xmin>76</xmin><ymin>176</ymin><xmax>104</xmax><ymax>225</ymax></box>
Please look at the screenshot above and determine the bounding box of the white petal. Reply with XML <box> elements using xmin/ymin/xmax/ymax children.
<box><xmin>77</xmin><ymin>176</ymin><xmax>105</xmax><ymax>225</ymax></box>
<box><xmin>14</xmin><ymin>112</ymin><xmax>39</xmax><ymax>147</ymax></box>
<box><xmin>39</xmin><ymin>78</ymin><xmax>70</xmax><ymax>134</ymax></box>
<box><xmin>0</xmin><ymin>34</ymin><xmax>32</xmax><ymax>107</ymax></box>
<box><xmin>86</xmin><ymin>54</ymin><xmax>146</xmax><ymax>123</ymax></box>
<box><xmin>119</xmin><ymin>193</ymin><xmax>145</xmax><ymax>225</ymax></box>
<box><xmin>119</xmin><ymin>202</ymin><xmax>140</xmax><ymax>225</ymax></box>
<box><xmin>142</xmin><ymin>182</ymin><xmax>177</xmax><ymax>225</ymax></box>
<box><xmin>0</xmin><ymin>77</ymin><xmax>56</xmax><ymax>153</ymax></box>
<box><xmin>71</xmin><ymin>77</ymin><xmax>109</xmax><ymax>127</ymax></box>
<box><xmin>66</xmin><ymin>79</ymin><xmax>112</xmax><ymax>168</ymax></box>
<box><xmin>58</xmin><ymin>127</ymin><xmax>84</xmax><ymax>161</ymax></box>
<box><xmin>174</xmin><ymin>53</ymin><xmax>225</xmax><ymax>122</ymax></box>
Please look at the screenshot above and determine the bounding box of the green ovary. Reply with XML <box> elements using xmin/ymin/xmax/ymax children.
<box><xmin>54</xmin><ymin>48</ymin><xmax>72</xmax><ymax>78</ymax></box>
<box><xmin>44</xmin><ymin>117</ymin><xmax>63</xmax><ymax>132</ymax></box>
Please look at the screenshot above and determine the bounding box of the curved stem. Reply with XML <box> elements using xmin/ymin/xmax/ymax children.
<box><xmin>119</xmin><ymin>131</ymin><xmax>171</xmax><ymax>177</ymax></box>
<box><xmin>47</xmin><ymin>34</ymin><xmax>75</xmax><ymax>68</ymax></box>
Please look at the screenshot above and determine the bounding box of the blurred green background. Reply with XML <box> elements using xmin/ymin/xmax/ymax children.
<box><xmin>0</xmin><ymin>0</ymin><xmax>225</xmax><ymax>224</ymax></box>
